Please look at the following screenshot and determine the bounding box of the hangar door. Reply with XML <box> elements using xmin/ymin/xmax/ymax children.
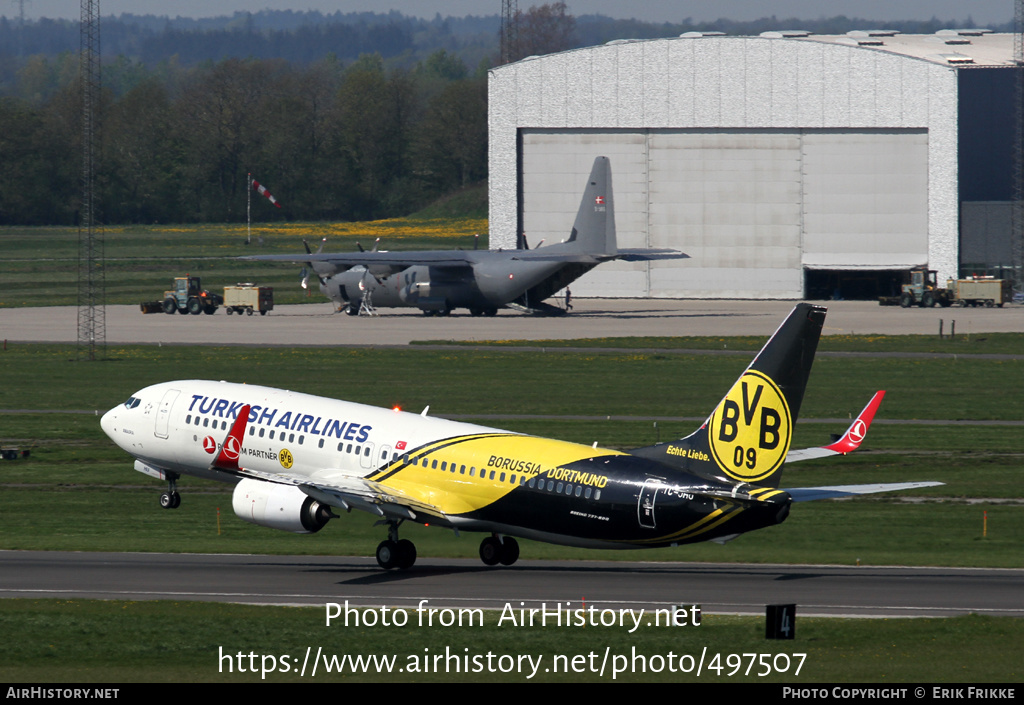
<box><xmin>520</xmin><ymin>129</ymin><xmax>929</xmax><ymax>299</ymax></box>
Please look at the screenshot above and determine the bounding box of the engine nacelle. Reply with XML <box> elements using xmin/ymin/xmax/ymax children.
<box><xmin>232</xmin><ymin>478</ymin><xmax>332</xmax><ymax>534</ymax></box>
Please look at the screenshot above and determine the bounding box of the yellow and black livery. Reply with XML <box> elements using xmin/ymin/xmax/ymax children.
<box><xmin>631</xmin><ymin>303</ymin><xmax>825</xmax><ymax>488</ymax></box>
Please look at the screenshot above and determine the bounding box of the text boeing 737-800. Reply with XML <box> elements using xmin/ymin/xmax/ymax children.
<box><xmin>100</xmin><ymin>304</ymin><xmax>941</xmax><ymax>569</ymax></box>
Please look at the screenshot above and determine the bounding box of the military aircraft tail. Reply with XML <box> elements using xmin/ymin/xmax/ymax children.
<box><xmin>545</xmin><ymin>156</ymin><xmax>617</xmax><ymax>256</ymax></box>
<box><xmin>630</xmin><ymin>303</ymin><xmax>826</xmax><ymax>488</ymax></box>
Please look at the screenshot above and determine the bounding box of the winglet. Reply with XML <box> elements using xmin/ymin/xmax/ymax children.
<box><xmin>823</xmin><ymin>391</ymin><xmax>885</xmax><ymax>455</ymax></box>
<box><xmin>211</xmin><ymin>404</ymin><xmax>250</xmax><ymax>472</ymax></box>
<box><xmin>784</xmin><ymin>391</ymin><xmax>884</xmax><ymax>464</ymax></box>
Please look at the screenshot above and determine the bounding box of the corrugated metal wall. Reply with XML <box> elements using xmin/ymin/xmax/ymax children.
<box><xmin>490</xmin><ymin>37</ymin><xmax>959</xmax><ymax>299</ymax></box>
<box><xmin>520</xmin><ymin>128</ymin><xmax>929</xmax><ymax>298</ymax></box>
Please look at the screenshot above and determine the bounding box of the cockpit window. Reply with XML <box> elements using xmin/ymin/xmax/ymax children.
<box><xmin>123</xmin><ymin>396</ymin><xmax>141</xmax><ymax>409</ymax></box>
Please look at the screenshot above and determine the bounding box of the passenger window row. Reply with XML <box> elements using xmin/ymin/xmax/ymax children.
<box><xmin>402</xmin><ymin>453</ymin><xmax>602</xmax><ymax>500</ymax></box>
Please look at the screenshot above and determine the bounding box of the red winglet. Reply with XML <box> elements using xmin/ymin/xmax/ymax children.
<box><xmin>822</xmin><ymin>391</ymin><xmax>884</xmax><ymax>454</ymax></box>
<box><xmin>212</xmin><ymin>404</ymin><xmax>251</xmax><ymax>471</ymax></box>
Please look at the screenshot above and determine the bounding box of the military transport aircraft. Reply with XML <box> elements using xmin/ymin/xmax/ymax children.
<box><xmin>244</xmin><ymin>156</ymin><xmax>687</xmax><ymax>316</ymax></box>
<box><xmin>100</xmin><ymin>303</ymin><xmax>941</xmax><ymax>569</ymax></box>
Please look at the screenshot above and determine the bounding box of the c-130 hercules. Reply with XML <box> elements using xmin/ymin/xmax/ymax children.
<box><xmin>245</xmin><ymin>156</ymin><xmax>688</xmax><ymax>316</ymax></box>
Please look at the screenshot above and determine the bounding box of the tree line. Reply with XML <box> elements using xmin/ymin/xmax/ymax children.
<box><xmin>0</xmin><ymin>3</ymin><xmax>1000</xmax><ymax>226</ymax></box>
<box><xmin>0</xmin><ymin>50</ymin><xmax>487</xmax><ymax>225</ymax></box>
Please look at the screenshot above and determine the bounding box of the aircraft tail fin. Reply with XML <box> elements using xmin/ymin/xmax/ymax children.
<box><xmin>556</xmin><ymin>156</ymin><xmax>617</xmax><ymax>256</ymax></box>
<box><xmin>630</xmin><ymin>304</ymin><xmax>826</xmax><ymax>488</ymax></box>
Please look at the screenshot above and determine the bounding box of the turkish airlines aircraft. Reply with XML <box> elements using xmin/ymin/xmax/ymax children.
<box><xmin>100</xmin><ymin>304</ymin><xmax>941</xmax><ymax>569</ymax></box>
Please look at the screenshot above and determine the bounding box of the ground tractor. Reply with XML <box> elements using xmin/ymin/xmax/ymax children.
<box><xmin>224</xmin><ymin>284</ymin><xmax>274</xmax><ymax>315</ymax></box>
<box><xmin>161</xmin><ymin>276</ymin><xmax>223</xmax><ymax>315</ymax></box>
<box><xmin>896</xmin><ymin>268</ymin><xmax>954</xmax><ymax>308</ymax></box>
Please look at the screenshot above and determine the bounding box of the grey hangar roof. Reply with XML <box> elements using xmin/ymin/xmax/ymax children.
<box><xmin>487</xmin><ymin>31</ymin><xmax>1016</xmax><ymax>300</ymax></box>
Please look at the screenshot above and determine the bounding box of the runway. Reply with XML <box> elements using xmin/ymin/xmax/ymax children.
<box><xmin>3</xmin><ymin>299</ymin><xmax>1021</xmax><ymax>621</ymax></box>
<box><xmin>2</xmin><ymin>550</ymin><xmax>1021</xmax><ymax>618</ymax></box>
<box><xmin>1</xmin><ymin>298</ymin><xmax>1023</xmax><ymax>346</ymax></box>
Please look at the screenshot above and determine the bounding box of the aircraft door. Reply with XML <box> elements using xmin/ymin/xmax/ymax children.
<box><xmin>360</xmin><ymin>442</ymin><xmax>375</xmax><ymax>470</ymax></box>
<box><xmin>154</xmin><ymin>388</ymin><xmax>180</xmax><ymax>439</ymax></box>
<box><xmin>637</xmin><ymin>478</ymin><xmax>663</xmax><ymax>529</ymax></box>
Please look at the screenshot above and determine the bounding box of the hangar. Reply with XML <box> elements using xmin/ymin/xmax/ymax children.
<box><xmin>488</xmin><ymin>31</ymin><xmax>1018</xmax><ymax>300</ymax></box>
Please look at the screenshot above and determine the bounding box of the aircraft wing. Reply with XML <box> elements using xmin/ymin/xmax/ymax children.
<box><xmin>613</xmin><ymin>248</ymin><xmax>691</xmax><ymax>261</ymax></box>
<box><xmin>785</xmin><ymin>481</ymin><xmax>944</xmax><ymax>502</ymax></box>
<box><xmin>208</xmin><ymin>403</ymin><xmax>448</xmax><ymax>522</ymax></box>
<box><xmin>246</xmin><ymin>247</ymin><xmax>688</xmax><ymax>269</ymax></box>
<box><xmin>244</xmin><ymin>250</ymin><xmax>478</xmax><ymax>268</ymax></box>
<box><xmin>298</xmin><ymin>471</ymin><xmax>450</xmax><ymax>524</ymax></box>
<box><xmin>509</xmin><ymin>248</ymin><xmax>689</xmax><ymax>263</ymax></box>
<box><xmin>785</xmin><ymin>391</ymin><xmax>885</xmax><ymax>463</ymax></box>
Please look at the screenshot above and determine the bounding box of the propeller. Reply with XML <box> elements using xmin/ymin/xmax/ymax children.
<box><xmin>356</xmin><ymin>237</ymin><xmax>381</xmax><ymax>253</ymax></box>
<box><xmin>301</xmin><ymin>237</ymin><xmax>328</xmax><ymax>290</ymax></box>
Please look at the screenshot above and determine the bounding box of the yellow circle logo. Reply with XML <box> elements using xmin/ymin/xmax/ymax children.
<box><xmin>707</xmin><ymin>370</ymin><xmax>791</xmax><ymax>482</ymax></box>
<box><xmin>279</xmin><ymin>448</ymin><xmax>293</xmax><ymax>469</ymax></box>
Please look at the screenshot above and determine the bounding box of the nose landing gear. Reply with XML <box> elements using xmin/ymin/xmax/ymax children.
<box><xmin>159</xmin><ymin>473</ymin><xmax>181</xmax><ymax>509</ymax></box>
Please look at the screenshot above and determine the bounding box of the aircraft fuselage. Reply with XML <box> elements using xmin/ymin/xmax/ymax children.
<box><xmin>101</xmin><ymin>380</ymin><xmax>791</xmax><ymax>551</ymax></box>
<box><xmin>322</xmin><ymin>257</ymin><xmax>577</xmax><ymax>313</ymax></box>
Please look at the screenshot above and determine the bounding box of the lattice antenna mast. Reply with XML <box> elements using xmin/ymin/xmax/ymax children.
<box><xmin>500</xmin><ymin>0</ymin><xmax>519</xmax><ymax>64</ymax></box>
<box><xmin>77</xmin><ymin>0</ymin><xmax>104</xmax><ymax>360</ymax></box>
<box><xmin>14</xmin><ymin>0</ymin><xmax>29</xmax><ymax>60</ymax></box>
<box><xmin>1013</xmin><ymin>0</ymin><xmax>1024</xmax><ymax>291</ymax></box>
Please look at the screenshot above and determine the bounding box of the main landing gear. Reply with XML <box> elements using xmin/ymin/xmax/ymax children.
<box><xmin>375</xmin><ymin>520</ymin><xmax>417</xmax><ymax>570</ymax></box>
<box><xmin>373</xmin><ymin>522</ymin><xmax>521</xmax><ymax>570</ymax></box>
<box><xmin>159</xmin><ymin>472</ymin><xmax>181</xmax><ymax>509</ymax></box>
<box><xmin>479</xmin><ymin>535</ymin><xmax>519</xmax><ymax>566</ymax></box>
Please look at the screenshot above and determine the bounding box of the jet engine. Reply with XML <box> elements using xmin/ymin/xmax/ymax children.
<box><xmin>231</xmin><ymin>477</ymin><xmax>332</xmax><ymax>533</ymax></box>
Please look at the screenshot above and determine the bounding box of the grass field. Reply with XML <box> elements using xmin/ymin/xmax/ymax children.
<box><xmin>0</xmin><ymin>216</ymin><xmax>487</xmax><ymax>308</ymax></box>
<box><xmin>1</xmin><ymin>601</ymin><xmax>1019</xmax><ymax>683</ymax></box>
<box><xmin>0</xmin><ymin>331</ymin><xmax>1021</xmax><ymax>682</ymax></box>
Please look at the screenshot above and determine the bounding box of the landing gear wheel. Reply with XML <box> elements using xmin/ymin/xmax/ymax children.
<box><xmin>396</xmin><ymin>539</ymin><xmax>417</xmax><ymax>570</ymax></box>
<box><xmin>159</xmin><ymin>491</ymin><xmax>181</xmax><ymax>509</ymax></box>
<box><xmin>498</xmin><ymin>537</ymin><xmax>520</xmax><ymax>566</ymax></box>
<box><xmin>376</xmin><ymin>540</ymin><xmax>399</xmax><ymax>569</ymax></box>
<box><xmin>479</xmin><ymin>536</ymin><xmax>501</xmax><ymax>566</ymax></box>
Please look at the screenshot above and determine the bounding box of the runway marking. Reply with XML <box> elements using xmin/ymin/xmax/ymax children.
<box><xmin>4</xmin><ymin>589</ymin><xmax>1021</xmax><ymax>617</ymax></box>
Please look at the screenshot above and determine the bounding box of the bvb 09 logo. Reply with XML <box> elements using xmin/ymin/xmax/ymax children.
<box><xmin>279</xmin><ymin>448</ymin><xmax>294</xmax><ymax>469</ymax></box>
<box><xmin>707</xmin><ymin>371</ymin><xmax>791</xmax><ymax>482</ymax></box>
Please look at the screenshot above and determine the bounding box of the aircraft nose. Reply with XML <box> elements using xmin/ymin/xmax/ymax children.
<box><xmin>99</xmin><ymin>407</ymin><xmax>118</xmax><ymax>441</ymax></box>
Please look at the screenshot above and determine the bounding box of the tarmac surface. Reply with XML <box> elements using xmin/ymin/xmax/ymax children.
<box><xmin>4</xmin><ymin>551</ymin><xmax>1022</xmax><ymax>618</ymax></box>
<box><xmin>2</xmin><ymin>298</ymin><xmax>1023</xmax><ymax>346</ymax></box>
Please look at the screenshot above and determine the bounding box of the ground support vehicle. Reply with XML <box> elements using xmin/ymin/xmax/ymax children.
<box><xmin>896</xmin><ymin>268</ymin><xmax>953</xmax><ymax>308</ymax></box>
<box><xmin>948</xmin><ymin>277</ymin><xmax>1012</xmax><ymax>308</ymax></box>
<box><xmin>160</xmin><ymin>276</ymin><xmax>222</xmax><ymax>315</ymax></box>
<box><xmin>224</xmin><ymin>284</ymin><xmax>274</xmax><ymax>316</ymax></box>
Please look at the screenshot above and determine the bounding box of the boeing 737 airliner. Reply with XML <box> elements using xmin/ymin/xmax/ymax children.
<box><xmin>100</xmin><ymin>304</ymin><xmax>941</xmax><ymax>569</ymax></box>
